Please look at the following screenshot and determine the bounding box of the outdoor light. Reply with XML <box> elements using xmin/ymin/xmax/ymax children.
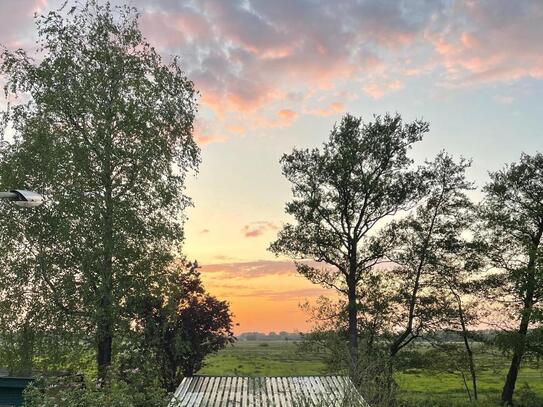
<box><xmin>0</xmin><ymin>190</ymin><xmax>44</xmax><ymax>208</ymax></box>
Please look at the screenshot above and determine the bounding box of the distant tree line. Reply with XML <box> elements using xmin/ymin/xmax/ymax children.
<box><xmin>238</xmin><ymin>332</ymin><xmax>303</xmax><ymax>341</ymax></box>
<box><xmin>271</xmin><ymin>114</ymin><xmax>543</xmax><ymax>407</ymax></box>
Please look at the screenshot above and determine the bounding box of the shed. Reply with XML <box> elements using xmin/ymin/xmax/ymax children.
<box><xmin>170</xmin><ymin>376</ymin><xmax>369</xmax><ymax>406</ymax></box>
<box><xmin>0</xmin><ymin>377</ymin><xmax>33</xmax><ymax>407</ymax></box>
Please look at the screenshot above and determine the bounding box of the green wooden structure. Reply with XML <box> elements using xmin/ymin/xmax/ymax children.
<box><xmin>0</xmin><ymin>377</ymin><xmax>32</xmax><ymax>407</ymax></box>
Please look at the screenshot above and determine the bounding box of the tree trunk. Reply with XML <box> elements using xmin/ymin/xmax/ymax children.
<box><xmin>501</xmin><ymin>296</ymin><xmax>533</xmax><ymax>406</ymax></box>
<box><xmin>97</xmin><ymin>158</ymin><xmax>114</xmax><ymax>383</ymax></box>
<box><xmin>347</xmin><ymin>272</ymin><xmax>359</xmax><ymax>382</ymax></box>
<box><xmin>501</xmin><ymin>309</ymin><xmax>531</xmax><ymax>406</ymax></box>
<box><xmin>19</xmin><ymin>320</ymin><xmax>34</xmax><ymax>376</ymax></box>
<box><xmin>390</xmin><ymin>198</ymin><xmax>442</xmax><ymax>358</ymax></box>
<box><xmin>96</xmin><ymin>317</ymin><xmax>113</xmax><ymax>382</ymax></box>
<box><xmin>389</xmin><ymin>257</ymin><xmax>423</xmax><ymax>358</ymax></box>
<box><xmin>501</xmin><ymin>229</ymin><xmax>541</xmax><ymax>406</ymax></box>
<box><xmin>456</xmin><ymin>294</ymin><xmax>477</xmax><ymax>401</ymax></box>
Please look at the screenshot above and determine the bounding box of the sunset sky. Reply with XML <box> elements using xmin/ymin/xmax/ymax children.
<box><xmin>1</xmin><ymin>0</ymin><xmax>543</xmax><ymax>334</ymax></box>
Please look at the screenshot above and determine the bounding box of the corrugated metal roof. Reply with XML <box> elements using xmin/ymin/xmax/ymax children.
<box><xmin>170</xmin><ymin>376</ymin><xmax>369</xmax><ymax>407</ymax></box>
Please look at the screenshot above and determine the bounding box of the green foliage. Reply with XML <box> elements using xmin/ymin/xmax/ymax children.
<box><xmin>0</xmin><ymin>0</ymin><xmax>199</xmax><ymax>379</ymax></box>
<box><xmin>128</xmin><ymin>260</ymin><xmax>234</xmax><ymax>391</ymax></box>
<box><xmin>385</xmin><ymin>152</ymin><xmax>476</xmax><ymax>356</ymax></box>
<box><xmin>516</xmin><ymin>383</ymin><xmax>543</xmax><ymax>407</ymax></box>
<box><xmin>270</xmin><ymin>112</ymin><xmax>429</xmax><ymax>376</ymax></box>
<box><xmin>23</xmin><ymin>368</ymin><xmax>169</xmax><ymax>407</ymax></box>
<box><xmin>477</xmin><ymin>152</ymin><xmax>543</xmax><ymax>403</ymax></box>
<box><xmin>0</xmin><ymin>329</ymin><xmax>96</xmax><ymax>377</ymax></box>
<box><xmin>270</xmin><ymin>113</ymin><xmax>428</xmax><ymax>287</ymax></box>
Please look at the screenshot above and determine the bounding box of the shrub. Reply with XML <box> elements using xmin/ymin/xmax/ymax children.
<box><xmin>23</xmin><ymin>369</ymin><xmax>169</xmax><ymax>407</ymax></box>
<box><xmin>517</xmin><ymin>383</ymin><xmax>543</xmax><ymax>407</ymax></box>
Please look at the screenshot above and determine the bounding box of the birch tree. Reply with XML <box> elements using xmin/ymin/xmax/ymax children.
<box><xmin>0</xmin><ymin>1</ymin><xmax>199</xmax><ymax>381</ymax></box>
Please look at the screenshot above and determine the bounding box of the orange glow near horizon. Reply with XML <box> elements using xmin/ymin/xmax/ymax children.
<box><xmin>198</xmin><ymin>261</ymin><xmax>336</xmax><ymax>335</ymax></box>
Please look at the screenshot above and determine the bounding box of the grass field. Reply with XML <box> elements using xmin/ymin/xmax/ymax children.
<box><xmin>198</xmin><ymin>340</ymin><xmax>543</xmax><ymax>406</ymax></box>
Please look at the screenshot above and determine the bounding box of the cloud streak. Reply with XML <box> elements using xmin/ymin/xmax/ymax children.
<box><xmin>241</xmin><ymin>221</ymin><xmax>278</xmax><ymax>238</ymax></box>
<box><xmin>201</xmin><ymin>259</ymin><xmax>307</xmax><ymax>279</ymax></box>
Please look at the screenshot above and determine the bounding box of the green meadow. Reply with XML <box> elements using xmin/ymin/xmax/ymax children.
<box><xmin>198</xmin><ymin>340</ymin><xmax>543</xmax><ymax>406</ymax></box>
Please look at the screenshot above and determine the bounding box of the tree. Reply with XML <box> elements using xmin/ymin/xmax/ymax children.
<box><xmin>129</xmin><ymin>260</ymin><xmax>234</xmax><ymax>392</ymax></box>
<box><xmin>0</xmin><ymin>1</ymin><xmax>199</xmax><ymax>381</ymax></box>
<box><xmin>386</xmin><ymin>153</ymin><xmax>474</xmax><ymax>357</ymax></box>
<box><xmin>299</xmin><ymin>275</ymin><xmax>398</xmax><ymax>407</ymax></box>
<box><xmin>269</xmin><ymin>113</ymin><xmax>428</xmax><ymax>376</ymax></box>
<box><xmin>477</xmin><ymin>153</ymin><xmax>543</xmax><ymax>406</ymax></box>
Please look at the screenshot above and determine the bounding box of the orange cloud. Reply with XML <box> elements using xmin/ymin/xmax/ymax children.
<box><xmin>278</xmin><ymin>109</ymin><xmax>297</xmax><ymax>121</ymax></box>
<box><xmin>201</xmin><ymin>260</ymin><xmax>300</xmax><ymax>279</ymax></box>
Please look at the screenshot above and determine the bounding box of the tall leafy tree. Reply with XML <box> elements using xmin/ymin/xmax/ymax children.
<box><xmin>269</xmin><ymin>113</ymin><xmax>428</xmax><ymax>375</ymax></box>
<box><xmin>0</xmin><ymin>2</ymin><xmax>199</xmax><ymax>380</ymax></box>
<box><xmin>478</xmin><ymin>153</ymin><xmax>543</xmax><ymax>406</ymax></box>
<box><xmin>386</xmin><ymin>153</ymin><xmax>474</xmax><ymax>357</ymax></box>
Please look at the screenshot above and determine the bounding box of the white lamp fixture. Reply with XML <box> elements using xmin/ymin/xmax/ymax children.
<box><xmin>0</xmin><ymin>190</ymin><xmax>44</xmax><ymax>207</ymax></box>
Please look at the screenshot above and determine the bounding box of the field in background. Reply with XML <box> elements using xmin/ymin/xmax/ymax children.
<box><xmin>198</xmin><ymin>341</ymin><xmax>325</xmax><ymax>376</ymax></box>
<box><xmin>198</xmin><ymin>340</ymin><xmax>543</xmax><ymax>406</ymax></box>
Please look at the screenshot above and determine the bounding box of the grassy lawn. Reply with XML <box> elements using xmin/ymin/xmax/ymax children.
<box><xmin>198</xmin><ymin>340</ymin><xmax>543</xmax><ymax>405</ymax></box>
<box><xmin>198</xmin><ymin>340</ymin><xmax>327</xmax><ymax>376</ymax></box>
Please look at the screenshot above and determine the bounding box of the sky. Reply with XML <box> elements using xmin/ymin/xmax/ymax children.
<box><xmin>1</xmin><ymin>0</ymin><xmax>542</xmax><ymax>335</ymax></box>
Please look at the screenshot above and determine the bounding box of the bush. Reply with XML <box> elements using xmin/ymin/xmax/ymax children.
<box><xmin>23</xmin><ymin>369</ymin><xmax>170</xmax><ymax>407</ymax></box>
<box><xmin>517</xmin><ymin>383</ymin><xmax>543</xmax><ymax>407</ymax></box>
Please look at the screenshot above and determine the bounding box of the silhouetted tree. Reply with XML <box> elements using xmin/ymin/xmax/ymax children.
<box><xmin>386</xmin><ymin>153</ymin><xmax>474</xmax><ymax>357</ymax></box>
<box><xmin>270</xmin><ymin>113</ymin><xmax>428</xmax><ymax>377</ymax></box>
<box><xmin>477</xmin><ymin>153</ymin><xmax>543</xmax><ymax>406</ymax></box>
<box><xmin>130</xmin><ymin>260</ymin><xmax>234</xmax><ymax>391</ymax></box>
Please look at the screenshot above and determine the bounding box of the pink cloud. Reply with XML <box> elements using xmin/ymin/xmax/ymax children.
<box><xmin>241</xmin><ymin>221</ymin><xmax>278</xmax><ymax>238</ymax></box>
<box><xmin>307</xmin><ymin>102</ymin><xmax>345</xmax><ymax>117</ymax></box>
<box><xmin>427</xmin><ymin>1</ymin><xmax>543</xmax><ymax>86</ymax></box>
<box><xmin>0</xmin><ymin>1</ymin><xmax>43</xmax><ymax>47</ymax></box>
<box><xmin>193</xmin><ymin>119</ymin><xmax>228</xmax><ymax>145</ymax></box>
<box><xmin>130</xmin><ymin>0</ymin><xmax>428</xmax><ymax>123</ymax></box>
<box><xmin>3</xmin><ymin>0</ymin><xmax>542</xmax><ymax>138</ymax></box>
<box><xmin>363</xmin><ymin>80</ymin><xmax>403</xmax><ymax>99</ymax></box>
